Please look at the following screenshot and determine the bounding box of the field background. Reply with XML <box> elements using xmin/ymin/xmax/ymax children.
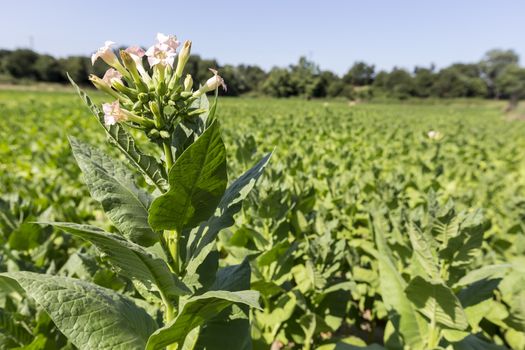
<box><xmin>1</xmin><ymin>88</ymin><xmax>525</xmax><ymax>349</ymax></box>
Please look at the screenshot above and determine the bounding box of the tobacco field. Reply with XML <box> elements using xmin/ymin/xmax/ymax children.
<box><xmin>1</xmin><ymin>90</ymin><xmax>525</xmax><ymax>349</ymax></box>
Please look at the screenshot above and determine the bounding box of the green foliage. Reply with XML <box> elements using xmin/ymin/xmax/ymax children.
<box><xmin>2</xmin><ymin>90</ymin><xmax>525</xmax><ymax>349</ymax></box>
<box><xmin>1</xmin><ymin>271</ymin><xmax>158</xmax><ymax>350</ymax></box>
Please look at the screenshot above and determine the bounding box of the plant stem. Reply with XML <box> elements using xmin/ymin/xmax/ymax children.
<box><xmin>428</xmin><ymin>316</ymin><xmax>439</xmax><ymax>349</ymax></box>
<box><xmin>163</xmin><ymin>230</ymin><xmax>180</xmax><ymax>275</ymax></box>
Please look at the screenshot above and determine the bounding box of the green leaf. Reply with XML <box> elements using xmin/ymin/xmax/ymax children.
<box><xmin>439</xmin><ymin>210</ymin><xmax>484</xmax><ymax>269</ymax></box>
<box><xmin>0</xmin><ymin>309</ymin><xmax>33</xmax><ymax>347</ymax></box>
<box><xmin>69</xmin><ymin>136</ymin><xmax>157</xmax><ymax>246</ymax></box>
<box><xmin>145</xmin><ymin>290</ymin><xmax>261</xmax><ymax>350</ymax></box>
<box><xmin>1</xmin><ymin>272</ymin><xmax>157</xmax><ymax>350</ymax></box>
<box><xmin>405</xmin><ymin>276</ymin><xmax>469</xmax><ymax>330</ymax></box>
<box><xmin>196</xmin><ymin>259</ymin><xmax>253</xmax><ymax>350</ymax></box>
<box><xmin>454</xmin><ymin>264</ymin><xmax>511</xmax><ymax>287</ymax></box>
<box><xmin>149</xmin><ymin>119</ymin><xmax>227</xmax><ymax>232</ymax></box>
<box><xmin>46</xmin><ymin>222</ymin><xmax>189</xmax><ymax>297</ymax></box>
<box><xmin>7</xmin><ymin>221</ymin><xmax>42</xmax><ymax>251</ymax></box>
<box><xmin>451</xmin><ymin>334</ymin><xmax>508</xmax><ymax>350</ymax></box>
<box><xmin>457</xmin><ymin>278</ymin><xmax>501</xmax><ymax>309</ymax></box>
<box><xmin>185</xmin><ymin>152</ymin><xmax>272</xmax><ymax>276</ymax></box>
<box><xmin>371</xmin><ymin>213</ymin><xmax>426</xmax><ymax>349</ymax></box>
<box><xmin>407</xmin><ymin>224</ymin><xmax>440</xmax><ymax>280</ymax></box>
<box><xmin>68</xmin><ymin>75</ymin><xmax>168</xmax><ymax>191</ymax></box>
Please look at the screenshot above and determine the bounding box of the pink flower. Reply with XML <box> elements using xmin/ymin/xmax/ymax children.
<box><xmin>102</xmin><ymin>100</ymin><xmax>127</xmax><ymax>126</ymax></box>
<box><xmin>91</xmin><ymin>41</ymin><xmax>118</xmax><ymax>66</ymax></box>
<box><xmin>145</xmin><ymin>43</ymin><xmax>177</xmax><ymax>68</ymax></box>
<box><xmin>125</xmin><ymin>46</ymin><xmax>145</xmax><ymax>62</ymax></box>
<box><xmin>156</xmin><ymin>33</ymin><xmax>180</xmax><ymax>52</ymax></box>
<box><xmin>125</xmin><ymin>46</ymin><xmax>151</xmax><ymax>81</ymax></box>
<box><xmin>102</xmin><ymin>68</ymin><xmax>123</xmax><ymax>85</ymax></box>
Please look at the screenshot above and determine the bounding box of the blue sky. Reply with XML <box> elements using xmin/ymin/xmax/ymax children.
<box><xmin>1</xmin><ymin>0</ymin><xmax>524</xmax><ymax>75</ymax></box>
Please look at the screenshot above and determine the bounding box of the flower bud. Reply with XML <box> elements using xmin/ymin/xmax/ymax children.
<box><xmin>113</xmin><ymin>80</ymin><xmax>138</xmax><ymax>99</ymax></box>
<box><xmin>184</xmin><ymin>74</ymin><xmax>193</xmax><ymax>92</ymax></box>
<box><xmin>138</xmin><ymin>92</ymin><xmax>149</xmax><ymax>104</ymax></box>
<box><xmin>175</xmin><ymin>40</ymin><xmax>192</xmax><ymax>79</ymax></box>
<box><xmin>89</xmin><ymin>74</ymin><xmax>122</xmax><ymax>100</ymax></box>
<box><xmin>120</xmin><ymin>50</ymin><xmax>144</xmax><ymax>87</ymax></box>
<box><xmin>125</xmin><ymin>46</ymin><xmax>152</xmax><ymax>85</ymax></box>
<box><xmin>149</xmin><ymin>101</ymin><xmax>162</xmax><ymax>119</ymax></box>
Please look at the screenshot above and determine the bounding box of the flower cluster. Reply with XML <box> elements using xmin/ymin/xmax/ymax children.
<box><xmin>90</xmin><ymin>33</ymin><xmax>226</xmax><ymax>130</ymax></box>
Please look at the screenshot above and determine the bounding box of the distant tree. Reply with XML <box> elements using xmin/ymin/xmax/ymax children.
<box><xmin>237</xmin><ymin>64</ymin><xmax>266</xmax><ymax>93</ymax></box>
<box><xmin>481</xmin><ymin>49</ymin><xmax>520</xmax><ymax>98</ymax></box>
<box><xmin>59</xmin><ymin>56</ymin><xmax>91</xmax><ymax>84</ymax></box>
<box><xmin>289</xmin><ymin>56</ymin><xmax>324</xmax><ymax>99</ymax></box>
<box><xmin>34</xmin><ymin>55</ymin><xmax>64</xmax><ymax>82</ymax></box>
<box><xmin>413</xmin><ymin>66</ymin><xmax>435</xmax><ymax>97</ymax></box>
<box><xmin>433</xmin><ymin>64</ymin><xmax>487</xmax><ymax>98</ymax></box>
<box><xmin>319</xmin><ymin>70</ymin><xmax>342</xmax><ymax>97</ymax></box>
<box><xmin>3</xmin><ymin>49</ymin><xmax>39</xmax><ymax>79</ymax></box>
<box><xmin>262</xmin><ymin>67</ymin><xmax>296</xmax><ymax>97</ymax></box>
<box><xmin>374</xmin><ymin>68</ymin><xmax>414</xmax><ymax>99</ymax></box>
<box><xmin>0</xmin><ymin>49</ymin><xmax>11</xmax><ymax>75</ymax></box>
<box><xmin>343</xmin><ymin>61</ymin><xmax>375</xmax><ymax>86</ymax></box>
<box><xmin>495</xmin><ymin>64</ymin><xmax>525</xmax><ymax>111</ymax></box>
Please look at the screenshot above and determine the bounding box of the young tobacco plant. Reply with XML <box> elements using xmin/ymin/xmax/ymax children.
<box><xmin>0</xmin><ymin>33</ymin><xmax>271</xmax><ymax>350</ymax></box>
<box><xmin>371</xmin><ymin>195</ymin><xmax>510</xmax><ymax>350</ymax></box>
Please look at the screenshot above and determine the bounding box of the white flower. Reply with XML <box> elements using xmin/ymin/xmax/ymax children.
<box><xmin>427</xmin><ymin>130</ymin><xmax>443</xmax><ymax>140</ymax></box>
<box><xmin>145</xmin><ymin>43</ymin><xmax>177</xmax><ymax>68</ymax></box>
<box><xmin>91</xmin><ymin>41</ymin><xmax>118</xmax><ymax>66</ymax></box>
<box><xmin>156</xmin><ymin>33</ymin><xmax>180</xmax><ymax>51</ymax></box>
<box><xmin>193</xmin><ymin>69</ymin><xmax>227</xmax><ymax>97</ymax></box>
<box><xmin>102</xmin><ymin>68</ymin><xmax>123</xmax><ymax>85</ymax></box>
<box><xmin>145</xmin><ymin>33</ymin><xmax>180</xmax><ymax>68</ymax></box>
<box><xmin>204</xmin><ymin>68</ymin><xmax>227</xmax><ymax>91</ymax></box>
<box><xmin>102</xmin><ymin>100</ymin><xmax>127</xmax><ymax>125</ymax></box>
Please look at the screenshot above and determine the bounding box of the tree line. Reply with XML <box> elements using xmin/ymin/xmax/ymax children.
<box><xmin>1</xmin><ymin>48</ymin><xmax>524</xmax><ymax>104</ymax></box>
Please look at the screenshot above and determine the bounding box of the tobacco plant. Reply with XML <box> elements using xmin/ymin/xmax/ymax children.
<box><xmin>0</xmin><ymin>33</ymin><xmax>271</xmax><ymax>350</ymax></box>
<box><xmin>370</xmin><ymin>195</ymin><xmax>511</xmax><ymax>350</ymax></box>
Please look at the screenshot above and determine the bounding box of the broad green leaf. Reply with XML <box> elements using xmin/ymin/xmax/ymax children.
<box><xmin>254</xmin><ymin>291</ymin><xmax>296</xmax><ymax>329</ymax></box>
<box><xmin>145</xmin><ymin>290</ymin><xmax>261</xmax><ymax>350</ymax></box>
<box><xmin>372</xmin><ymin>213</ymin><xmax>426</xmax><ymax>349</ymax></box>
<box><xmin>68</xmin><ymin>75</ymin><xmax>168</xmax><ymax>191</ymax></box>
<box><xmin>180</xmin><ymin>326</ymin><xmax>200</xmax><ymax>350</ymax></box>
<box><xmin>457</xmin><ymin>278</ymin><xmax>501</xmax><ymax>309</ymax></box>
<box><xmin>451</xmin><ymin>334</ymin><xmax>508</xmax><ymax>350</ymax></box>
<box><xmin>454</xmin><ymin>264</ymin><xmax>511</xmax><ymax>287</ymax></box>
<box><xmin>185</xmin><ymin>153</ymin><xmax>272</xmax><ymax>269</ymax></box>
<box><xmin>407</xmin><ymin>224</ymin><xmax>440</xmax><ymax>280</ymax></box>
<box><xmin>405</xmin><ymin>276</ymin><xmax>469</xmax><ymax>330</ymax></box>
<box><xmin>439</xmin><ymin>210</ymin><xmax>484</xmax><ymax>269</ymax></box>
<box><xmin>149</xmin><ymin>120</ymin><xmax>227</xmax><ymax>232</ymax></box>
<box><xmin>196</xmin><ymin>259</ymin><xmax>253</xmax><ymax>350</ymax></box>
<box><xmin>69</xmin><ymin>136</ymin><xmax>157</xmax><ymax>246</ymax></box>
<box><xmin>0</xmin><ymin>272</ymin><xmax>157</xmax><ymax>350</ymax></box>
<box><xmin>47</xmin><ymin>222</ymin><xmax>189</xmax><ymax>297</ymax></box>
